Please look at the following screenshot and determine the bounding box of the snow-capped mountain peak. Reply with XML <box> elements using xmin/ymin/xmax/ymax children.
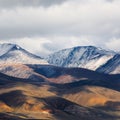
<box><xmin>46</xmin><ymin>46</ymin><xmax>116</xmax><ymax>70</ymax></box>
<box><xmin>0</xmin><ymin>43</ymin><xmax>48</xmax><ymax>64</ymax></box>
<box><xmin>0</xmin><ymin>43</ymin><xmax>20</xmax><ymax>56</ymax></box>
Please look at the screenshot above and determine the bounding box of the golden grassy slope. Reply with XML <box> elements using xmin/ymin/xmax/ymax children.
<box><xmin>0</xmin><ymin>83</ymin><xmax>118</xmax><ymax>120</ymax></box>
<box><xmin>62</xmin><ymin>86</ymin><xmax>120</xmax><ymax>107</ymax></box>
<box><xmin>0</xmin><ymin>83</ymin><xmax>56</xmax><ymax>119</ymax></box>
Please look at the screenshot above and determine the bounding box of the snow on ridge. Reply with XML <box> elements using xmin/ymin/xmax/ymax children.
<box><xmin>0</xmin><ymin>43</ymin><xmax>48</xmax><ymax>65</ymax></box>
<box><xmin>46</xmin><ymin>46</ymin><xmax>116</xmax><ymax>71</ymax></box>
<box><xmin>96</xmin><ymin>54</ymin><xmax>120</xmax><ymax>74</ymax></box>
<box><xmin>0</xmin><ymin>43</ymin><xmax>17</xmax><ymax>56</ymax></box>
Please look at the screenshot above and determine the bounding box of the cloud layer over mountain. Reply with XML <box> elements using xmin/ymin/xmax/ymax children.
<box><xmin>0</xmin><ymin>0</ymin><xmax>120</xmax><ymax>56</ymax></box>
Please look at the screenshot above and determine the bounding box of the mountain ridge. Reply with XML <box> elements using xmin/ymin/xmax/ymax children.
<box><xmin>0</xmin><ymin>43</ymin><xmax>48</xmax><ymax>64</ymax></box>
<box><xmin>46</xmin><ymin>45</ymin><xmax>116</xmax><ymax>72</ymax></box>
<box><xmin>0</xmin><ymin>43</ymin><xmax>120</xmax><ymax>74</ymax></box>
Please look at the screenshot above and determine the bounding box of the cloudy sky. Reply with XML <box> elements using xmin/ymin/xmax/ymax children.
<box><xmin>0</xmin><ymin>0</ymin><xmax>120</xmax><ymax>56</ymax></box>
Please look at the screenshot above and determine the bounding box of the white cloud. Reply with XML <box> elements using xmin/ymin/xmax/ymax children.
<box><xmin>105</xmin><ymin>38</ymin><xmax>120</xmax><ymax>52</ymax></box>
<box><xmin>0</xmin><ymin>0</ymin><xmax>120</xmax><ymax>39</ymax></box>
<box><xmin>0</xmin><ymin>0</ymin><xmax>120</xmax><ymax>55</ymax></box>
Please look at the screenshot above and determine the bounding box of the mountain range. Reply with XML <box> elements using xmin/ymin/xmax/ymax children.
<box><xmin>0</xmin><ymin>43</ymin><xmax>120</xmax><ymax>74</ymax></box>
<box><xmin>0</xmin><ymin>43</ymin><xmax>120</xmax><ymax>120</ymax></box>
<box><xmin>46</xmin><ymin>46</ymin><xmax>120</xmax><ymax>74</ymax></box>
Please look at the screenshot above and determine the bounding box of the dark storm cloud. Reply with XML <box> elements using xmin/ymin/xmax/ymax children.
<box><xmin>0</xmin><ymin>0</ymin><xmax>67</xmax><ymax>8</ymax></box>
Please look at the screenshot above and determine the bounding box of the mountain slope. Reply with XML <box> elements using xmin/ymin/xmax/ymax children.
<box><xmin>46</xmin><ymin>46</ymin><xmax>115</xmax><ymax>71</ymax></box>
<box><xmin>1</xmin><ymin>64</ymin><xmax>120</xmax><ymax>88</ymax></box>
<box><xmin>0</xmin><ymin>43</ymin><xmax>48</xmax><ymax>64</ymax></box>
<box><xmin>0</xmin><ymin>80</ymin><xmax>118</xmax><ymax>120</ymax></box>
<box><xmin>0</xmin><ymin>43</ymin><xmax>17</xmax><ymax>56</ymax></box>
<box><xmin>97</xmin><ymin>54</ymin><xmax>120</xmax><ymax>74</ymax></box>
<box><xmin>0</xmin><ymin>63</ymin><xmax>120</xmax><ymax>119</ymax></box>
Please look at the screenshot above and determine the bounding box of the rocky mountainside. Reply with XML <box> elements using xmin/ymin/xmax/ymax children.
<box><xmin>96</xmin><ymin>54</ymin><xmax>120</xmax><ymax>74</ymax></box>
<box><xmin>46</xmin><ymin>46</ymin><xmax>120</xmax><ymax>74</ymax></box>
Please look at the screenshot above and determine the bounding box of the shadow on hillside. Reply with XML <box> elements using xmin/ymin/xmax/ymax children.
<box><xmin>0</xmin><ymin>90</ymin><xmax>26</xmax><ymax>107</ymax></box>
<box><xmin>48</xmin><ymin>78</ymin><xmax>120</xmax><ymax>96</ymax></box>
